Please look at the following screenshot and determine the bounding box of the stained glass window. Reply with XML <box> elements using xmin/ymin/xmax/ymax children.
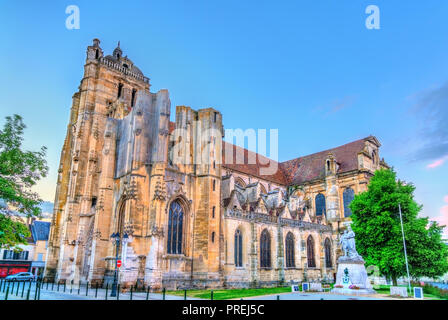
<box><xmin>307</xmin><ymin>236</ymin><xmax>316</xmax><ymax>268</ymax></box>
<box><xmin>234</xmin><ymin>229</ymin><xmax>243</xmax><ymax>267</ymax></box>
<box><xmin>285</xmin><ymin>232</ymin><xmax>295</xmax><ymax>268</ymax></box>
<box><xmin>315</xmin><ymin>193</ymin><xmax>326</xmax><ymax>216</ymax></box>
<box><xmin>260</xmin><ymin>229</ymin><xmax>271</xmax><ymax>268</ymax></box>
<box><xmin>167</xmin><ymin>200</ymin><xmax>184</xmax><ymax>254</ymax></box>
<box><xmin>343</xmin><ymin>187</ymin><xmax>355</xmax><ymax>217</ymax></box>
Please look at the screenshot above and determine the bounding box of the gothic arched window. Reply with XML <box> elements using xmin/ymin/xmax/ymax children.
<box><xmin>235</xmin><ymin>177</ymin><xmax>246</xmax><ymax>188</ymax></box>
<box><xmin>117</xmin><ymin>202</ymin><xmax>126</xmax><ymax>235</ymax></box>
<box><xmin>260</xmin><ymin>229</ymin><xmax>271</xmax><ymax>268</ymax></box>
<box><xmin>372</xmin><ymin>150</ymin><xmax>377</xmax><ymax>164</ymax></box>
<box><xmin>324</xmin><ymin>238</ymin><xmax>332</xmax><ymax>268</ymax></box>
<box><xmin>234</xmin><ymin>229</ymin><xmax>243</xmax><ymax>267</ymax></box>
<box><xmin>167</xmin><ymin>200</ymin><xmax>184</xmax><ymax>254</ymax></box>
<box><xmin>315</xmin><ymin>193</ymin><xmax>326</xmax><ymax>216</ymax></box>
<box><xmin>285</xmin><ymin>232</ymin><xmax>295</xmax><ymax>268</ymax></box>
<box><xmin>343</xmin><ymin>187</ymin><xmax>355</xmax><ymax>217</ymax></box>
<box><xmin>307</xmin><ymin>235</ymin><xmax>316</xmax><ymax>268</ymax></box>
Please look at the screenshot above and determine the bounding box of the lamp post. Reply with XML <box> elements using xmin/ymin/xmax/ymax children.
<box><xmin>110</xmin><ymin>232</ymin><xmax>128</xmax><ymax>297</ymax></box>
<box><xmin>398</xmin><ymin>203</ymin><xmax>412</xmax><ymax>294</ymax></box>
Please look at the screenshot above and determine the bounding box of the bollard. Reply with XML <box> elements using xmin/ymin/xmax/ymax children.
<box><xmin>86</xmin><ymin>281</ymin><xmax>89</xmax><ymax>296</ymax></box>
<box><xmin>105</xmin><ymin>283</ymin><xmax>109</xmax><ymax>300</ymax></box>
<box><xmin>78</xmin><ymin>281</ymin><xmax>81</xmax><ymax>295</ymax></box>
<box><xmin>16</xmin><ymin>280</ymin><xmax>20</xmax><ymax>296</ymax></box>
<box><xmin>34</xmin><ymin>281</ymin><xmax>39</xmax><ymax>300</ymax></box>
<box><xmin>70</xmin><ymin>280</ymin><xmax>73</xmax><ymax>294</ymax></box>
<box><xmin>163</xmin><ymin>287</ymin><xmax>166</xmax><ymax>300</ymax></box>
<box><xmin>38</xmin><ymin>281</ymin><xmax>41</xmax><ymax>300</ymax></box>
<box><xmin>95</xmin><ymin>283</ymin><xmax>98</xmax><ymax>298</ymax></box>
<box><xmin>26</xmin><ymin>282</ymin><xmax>31</xmax><ymax>300</ymax></box>
<box><xmin>146</xmin><ymin>286</ymin><xmax>150</xmax><ymax>300</ymax></box>
<box><xmin>57</xmin><ymin>281</ymin><xmax>60</xmax><ymax>292</ymax></box>
<box><xmin>51</xmin><ymin>281</ymin><xmax>54</xmax><ymax>291</ymax></box>
<box><xmin>21</xmin><ymin>281</ymin><xmax>25</xmax><ymax>298</ymax></box>
<box><xmin>117</xmin><ymin>284</ymin><xmax>120</xmax><ymax>300</ymax></box>
<box><xmin>211</xmin><ymin>290</ymin><xmax>214</xmax><ymax>300</ymax></box>
<box><xmin>11</xmin><ymin>280</ymin><xmax>15</xmax><ymax>295</ymax></box>
<box><xmin>130</xmin><ymin>285</ymin><xmax>133</xmax><ymax>300</ymax></box>
<box><xmin>184</xmin><ymin>289</ymin><xmax>187</xmax><ymax>300</ymax></box>
<box><xmin>5</xmin><ymin>282</ymin><xmax>10</xmax><ymax>300</ymax></box>
<box><xmin>277</xmin><ymin>295</ymin><xmax>280</xmax><ymax>300</ymax></box>
<box><xmin>46</xmin><ymin>279</ymin><xmax>49</xmax><ymax>290</ymax></box>
<box><xmin>64</xmin><ymin>280</ymin><xmax>66</xmax><ymax>293</ymax></box>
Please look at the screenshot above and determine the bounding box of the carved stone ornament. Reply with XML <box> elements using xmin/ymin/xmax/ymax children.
<box><xmin>159</xmin><ymin>129</ymin><xmax>170</xmax><ymax>137</ymax></box>
<box><xmin>124</xmin><ymin>222</ymin><xmax>135</xmax><ymax>236</ymax></box>
<box><xmin>153</xmin><ymin>180</ymin><xmax>166</xmax><ymax>201</ymax></box>
<box><xmin>123</xmin><ymin>180</ymin><xmax>137</xmax><ymax>200</ymax></box>
<box><xmin>148</xmin><ymin>225</ymin><xmax>164</xmax><ymax>238</ymax></box>
<box><xmin>72</xmin><ymin>150</ymin><xmax>80</xmax><ymax>162</ymax></box>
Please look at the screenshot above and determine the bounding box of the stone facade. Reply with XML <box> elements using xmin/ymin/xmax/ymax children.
<box><xmin>45</xmin><ymin>39</ymin><xmax>389</xmax><ymax>290</ymax></box>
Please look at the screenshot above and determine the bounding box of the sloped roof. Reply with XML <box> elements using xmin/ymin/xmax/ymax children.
<box><xmin>168</xmin><ymin>121</ymin><xmax>374</xmax><ymax>186</ymax></box>
<box><xmin>279</xmin><ymin>138</ymin><xmax>368</xmax><ymax>185</ymax></box>
<box><xmin>30</xmin><ymin>221</ymin><xmax>51</xmax><ymax>242</ymax></box>
<box><xmin>222</xmin><ymin>141</ymin><xmax>288</xmax><ymax>185</ymax></box>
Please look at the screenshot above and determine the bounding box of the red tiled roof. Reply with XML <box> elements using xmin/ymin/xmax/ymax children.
<box><xmin>279</xmin><ymin>138</ymin><xmax>367</xmax><ymax>185</ymax></box>
<box><xmin>222</xmin><ymin>141</ymin><xmax>288</xmax><ymax>185</ymax></box>
<box><xmin>223</xmin><ymin>137</ymin><xmax>371</xmax><ymax>186</ymax></box>
<box><xmin>169</xmin><ymin>121</ymin><xmax>176</xmax><ymax>133</ymax></box>
<box><xmin>170</xmin><ymin>121</ymin><xmax>372</xmax><ymax>186</ymax></box>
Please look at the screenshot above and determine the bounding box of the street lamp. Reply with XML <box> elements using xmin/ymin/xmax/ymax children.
<box><xmin>110</xmin><ymin>231</ymin><xmax>128</xmax><ymax>297</ymax></box>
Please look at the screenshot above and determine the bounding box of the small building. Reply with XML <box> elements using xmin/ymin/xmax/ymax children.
<box><xmin>29</xmin><ymin>220</ymin><xmax>51</xmax><ymax>277</ymax></box>
<box><xmin>0</xmin><ymin>219</ymin><xmax>50</xmax><ymax>278</ymax></box>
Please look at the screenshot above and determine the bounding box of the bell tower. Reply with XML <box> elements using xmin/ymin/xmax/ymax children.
<box><xmin>45</xmin><ymin>39</ymin><xmax>151</xmax><ymax>283</ymax></box>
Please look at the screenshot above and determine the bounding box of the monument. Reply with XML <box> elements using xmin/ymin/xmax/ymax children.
<box><xmin>331</xmin><ymin>226</ymin><xmax>376</xmax><ymax>295</ymax></box>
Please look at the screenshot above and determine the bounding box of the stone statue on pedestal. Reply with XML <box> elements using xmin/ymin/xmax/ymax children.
<box><xmin>331</xmin><ymin>225</ymin><xmax>376</xmax><ymax>295</ymax></box>
<box><xmin>339</xmin><ymin>226</ymin><xmax>361</xmax><ymax>260</ymax></box>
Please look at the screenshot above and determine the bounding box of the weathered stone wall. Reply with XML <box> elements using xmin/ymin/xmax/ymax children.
<box><xmin>46</xmin><ymin>39</ymin><xmax>384</xmax><ymax>290</ymax></box>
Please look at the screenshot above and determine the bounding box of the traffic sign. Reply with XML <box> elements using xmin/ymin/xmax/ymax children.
<box><xmin>117</xmin><ymin>260</ymin><xmax>122</xmax><ymax>268</ymax></box>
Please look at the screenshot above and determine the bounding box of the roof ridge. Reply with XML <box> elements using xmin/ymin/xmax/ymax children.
<box><xmin>280</xmin><ymin>137</ymin><xmax>369</xmax><ymax>165</ymax></box>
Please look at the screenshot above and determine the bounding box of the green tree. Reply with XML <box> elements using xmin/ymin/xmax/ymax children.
<box><xmin>0</xmin><ymin>114</ymin><xmax>48</xmax><ymax>249</ymax></box>
<box><xmin>350</xmin><ymin>168</ymin><xmax>448</xmax><ymax>285</ymax></box>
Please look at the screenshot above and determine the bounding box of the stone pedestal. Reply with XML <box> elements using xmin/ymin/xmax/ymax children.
<box><xmin>331</xmin><ymin>256</ymin><xmax>376</xmax><ymax>295</ymax></box>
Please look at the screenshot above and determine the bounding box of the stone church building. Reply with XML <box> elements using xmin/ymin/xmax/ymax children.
<box><xmin>45</xmin><ymin>39</ymin><xmax>389</xmax><ymax>289</ymax></box>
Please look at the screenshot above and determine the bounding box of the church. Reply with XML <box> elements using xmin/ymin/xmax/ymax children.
<box><xmin>45</xmin><ymin>39</ymin><xmax>389</xmax><ymax>290</ymax></box>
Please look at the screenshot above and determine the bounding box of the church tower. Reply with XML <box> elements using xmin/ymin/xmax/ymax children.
<box><xmin>45</xmin><ymin>39</ymin><xmax>151</xmax><ymax>283</ymax></box>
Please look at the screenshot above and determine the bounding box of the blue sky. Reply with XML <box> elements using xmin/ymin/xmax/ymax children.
<box><xmin>0</xmin><ymin>0</ymin><xmax>447</xmax><ymax>233</ymax></box>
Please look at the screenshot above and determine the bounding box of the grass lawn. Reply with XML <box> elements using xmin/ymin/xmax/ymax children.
<box><xmin>166</xmin><ymin>286</ymin><xmax>293</xmax><ymax>300</ymax></box>
<box><xmin>373</xmin><ymin>285</ymin><xmax>444</xmax><ymax>300</ymax></box>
